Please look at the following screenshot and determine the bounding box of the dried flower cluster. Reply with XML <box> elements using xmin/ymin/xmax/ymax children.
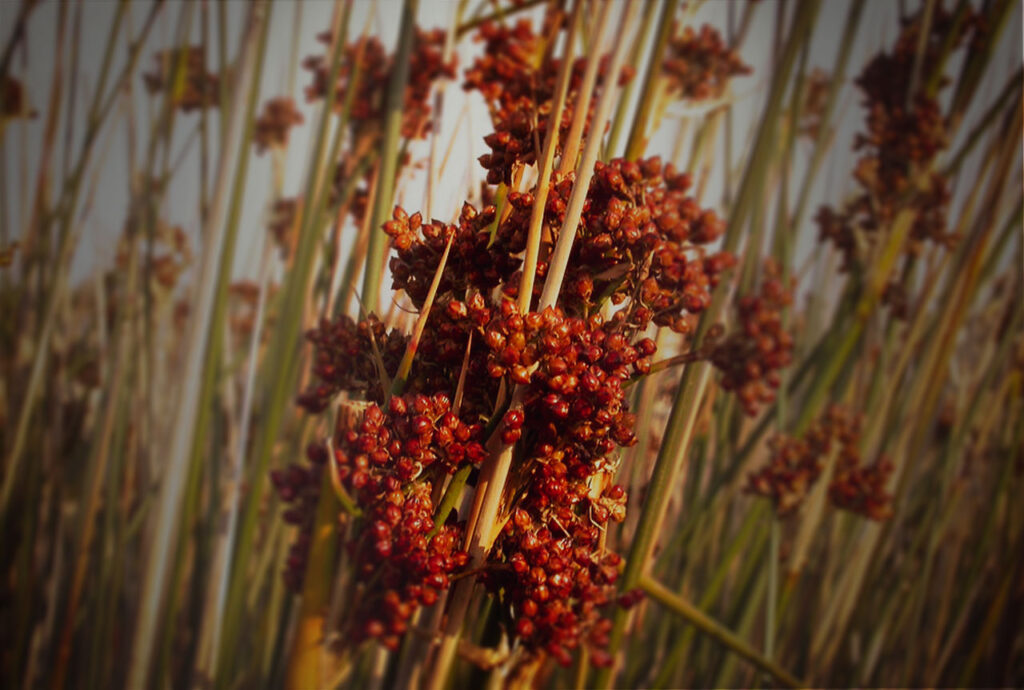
<box><xmin>816</xmin><ymin>6</ymin><xmax>980</xmax><ymax>272</ymax></box>
<box><xmin>303</xmin><ymin>28</ymin><xmax>455</xmax><ymax>140</ymax></box>
<box><xmin>297</xmin><ymin>314</ymin><xmax>407</xmax><ymax>412</ymax></box>
<box><xmin>275</xmin><ymin>12</ymin><xmax>770</xmax><ymax>671</ymax></box>
<box><xmin>465</xmin><ymin>18</ymin><xmax>634</xmax><ymax>184</ymax></box>
<box><xmin>330</xmin><ymin>397</ymin><xmax>479</xmax><ymax>648</ymax></box>
<box><xmin>285</xmin><ymin>150</ymin><xmax>734</xmax><ymax>663</ymax></box>
<box><xmin>386</xmin><ymin>157</ymin><xmax>733</xmax><ymax>338</ymax></box>
<box><xmin>747</xmin><ymin>406</ymin><xmax>894</xmax><ymax>520</ymax></box>
<box><xmin>267</xmin><ymin>197</ymin><xmax>300</xmax><ymax>258</ymax></box>
<box><xmin>799</xmin><ymin>68</ymin><xmax>830</xmax><ymax>141</ymax></box>
<box><xmin>709</xmin><ymin>263</ymin><xmax>794</xmax><ymax>415</ymax></box>
<box><xmin>302</xmin><ymin>28</ymin><xmax>454</xmax><ymax>227</ymax></box>
<box><xmin>663</xmin><ymin>24</ymin><xmax>751</xmax><ymax>100</ymax></box>
<box><xmin>506</xmin><ymin>158</ymin><xmax>735</xmax><ymax>335</ymax></box>
<box><xmin>143</xmin><ymin>46</ymin><xmax>219</xmax><ymax>112</ymax></box>
<box><xmin>253</xmin><ymin>97</ymin><xmax>304</xmax><ymax>153</ymax></box>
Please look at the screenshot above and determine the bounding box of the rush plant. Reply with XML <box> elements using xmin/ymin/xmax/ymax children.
<box><xmin>0</xmin><ymin>1</ymin><xmax>1021</xmax><ymax>689</ymax></box>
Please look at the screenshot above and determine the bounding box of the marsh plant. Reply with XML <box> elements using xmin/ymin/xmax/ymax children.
<box><xmin>0</xmin><ymin>1</ymin><xmax>1021</xmax><ymax>689</ymax></box>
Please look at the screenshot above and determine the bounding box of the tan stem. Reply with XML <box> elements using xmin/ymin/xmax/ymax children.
<box><xmin>556</xmin><ymin>0</ymin><xmax>613</xmax><ymax>176</ymax></box>
<box><xmin>517</xmin><ymin>0</ymin><xmax>582</xmax><ymax>313</ymax></box>
<box><xmin>539</xmin><ymin>0</ymin><xmax>638</xmax><ymax>311</ymax></box>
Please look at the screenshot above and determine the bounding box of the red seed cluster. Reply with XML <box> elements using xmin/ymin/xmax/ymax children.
<box><xmin>816</xmin><ymin>6</ymin><xmax>979</xmax><ymax>272</ymax></box>
<box><xmin>287</xmin><ymin>81</ymin><xmax>736</xmax><ymax>666</ymax></box>
<box><xmin>663</xmin><ymin>24</ymin><xmax>751</xmax><ymax>100</ymax></box>
<box><xmin>330</xmin><ymin>399</ymin><xmax>479</xmax><ymax>647</ymax></box>
<box><xmin>385</xmin><ymin>203</ymin><xmax>526</xmax><ymax>309</ymax></box>
<box><xmin>386</xmin><ymin>156</ymin><xmax>732</xmax><ymax>337</ymax></box>
<box><xmin>267</xmin><ymin>197</ymin><xmax>300</xmax><ymax>258</ymax></box>
<box><xmin>348</xmin><ymin>486</ymin><xmax>466</xmax><ymax>649</ymax></box>
<box><xmin>296</xmin><ymin>315</ymin><xmax>408</xmax><ymax>412</ymax></box>
<box><xmin>464</xmin><ymin>18</ymin><xmax>634</xmax><ymax>184</ymax></box>
<box><xmin>483</xmin><ymin>500</ymin><xmax>626</xmax><ymax>667</ymax></box>
<box><xmin>293</xmin><ymin>289</ymin><xmax>660</xmax><ymax>659</ymax></box>
<box><xmin>482</xmin><ymin>303</ymin><xmax>645</xmax><ymax>455</ymax></box>
<box><xmin>829</xmin><ymin>453</ymin><xmax>894</xmax><ymax>521</ymax></box>
<box><xmin>747</xmin><ymin>406</ymin><xmax>893</xmax><ymax>520</ymax></box>
<box><xmin>710</xmin><ymin>263</ymin><xmax>794</xmax><ymax>416</ymax></box>
<box><xmin>253</xmin><ymin>97</ymin><xmax>304</xmax><ymax>154</ymax></box>
<box><xmin>143</xmin><ymin>46</ymin><xmax>219</xmax><ymax>112</ymax></box>
<box><xmin>504</xmin><ymin>157</ymin><xmax>734</xmax><ymax>334</ymax></box>
<box><xmin>335</xmin><ymin>395</ymin><xmax>487</xmax><ymax>487</ymax></box>
<box><xmin>437</xmin><ymin>299</ymin><xmax>651</xmax><ymax>660</ymax></box>
<box><xmin>303</xmin><ymin>27</ymin><xmax>455</xmax><ymax>140</ymax></box>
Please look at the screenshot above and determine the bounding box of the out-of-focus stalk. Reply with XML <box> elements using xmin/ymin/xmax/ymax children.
<box><xmin>215</xmin><ymin>1</ymin><xmax>351</xmax><ymax>682</ymax></box>
<box><xmin>640</xmin><ymin>576</ymin><xmax>803</xmax><ymax>688</ymax></box>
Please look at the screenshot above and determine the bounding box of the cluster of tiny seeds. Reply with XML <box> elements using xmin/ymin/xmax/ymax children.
<box><xmin>267</xmin><ymin>197</ymin><xmax>300</xmax><ymax>258</ymax></box>
<box><xmin>330</xmin><ymin>398</ymin><xmax>479</xmax><ymax>647</ymax></box>
<box><xmin>348</xmin><ymin>484</ymin><xmax>466</xmax><ymax>649</ymax></box>
<box><xmin>284</xmin><ymin>16</ymin><xmax>743</xmax><ymax>662</ymax></box>
<box><xmin>385</xmin><ymin>202</ymin><xmax>526</xmax><ymax>309</ymax></box>
<box><xmin>386</xmin><ymin>155</ymin><xmax>733</xmax><ymax>338</ymax></box>
<box><xmin>253</xmin><ymin>97</ymin><xmax>304</xmax><ymax>154</ymax></box>
<box><xmin>142</xmin><ymin>46</ymin><xmax>219</xmax><ymax>112</ymax></box>
<box><xmin>829</xmin><ymin>453</ymin><xmax>894</xmax><ymax>521</ymax></box>
<box><xmin>482</xmin><ymin>502</ymin><xmax>627</xmax><ymax>667</ymax></box>
<box><xmin>335</xmin><ymin>395</ymin><xmax>487</xmax><ymax>488</ymax></box>
<box><xmin>663</xmin><ymin>23</ymin><xmax>751</xmax><ymax>100</ymax></box>
<box><xmin>465</xmin><ymin>18</ymin><xmax>634</xmax><ymax>184</ymax></box>
<box><xmin>503</xmin><ymin>157</ymin><xmax>734</xmax><ymax>334</ymax></box>
<box><xmin>479</xmin><ymin>302</ymin><xmax>646</xmax><ymax>456</ymax></box>
<box><xmin>746</xmin><ymin>406</ymin><xmax>893</xmax><ymax>520</ymax></box>
<box><xmin>816</xmin><ymin>6</ymin><xmax>979</xmax><ymax>273</ymax></box>
<box><xmin>270</xmin><ymin>442</ymin><xmax>329</xmax><ymax>591</ymax></box>
<box><xmin>432</xmin><ymin>298</ymin><xmax>652</xmax><ymax>662</ymax></box>
<box><xmin>296</xmin><ymin>315</ymin><xmax>408</xmax><ymax>413</ymax></box>
<box><xmin>302</xmin><ymin>25</ymin><xmax>449</xmax><ymax>228</ymax></box>
<box><xmin>709</xmin><ymin>264</ymin><xmax>794</xmax><ymax>416</ymax></box>
<box><xmin>303</xmin><ymin>28</ymin><xmax>455</xmax><ymax>140</ymax></box>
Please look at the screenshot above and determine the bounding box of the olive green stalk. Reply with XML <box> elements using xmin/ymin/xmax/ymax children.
<box><xmin>361</xmin><ymin>0</ymin><xmax>419</xmax><ymax>314</ymax></box>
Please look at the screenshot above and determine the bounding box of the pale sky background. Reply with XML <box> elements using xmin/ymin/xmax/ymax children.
<box><xmin>1</xmin><ymin>0</ymin><xmax>1020</xmax><ymax>310</ymax></box>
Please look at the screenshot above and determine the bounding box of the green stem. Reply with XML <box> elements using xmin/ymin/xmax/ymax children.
<box><xmin>623</xmin><ymin>0</ymin><xmax>678</xmax><ymax>161</ymax></box>
<box><xmin>641</xmin><ymin>575</ymin><xmax>804</xmax><ymax>689</ymax></box>
<box><xmin>361</xmin><ymin>0</ymin><xmax>419</xmax><ymax>314</ymax></box>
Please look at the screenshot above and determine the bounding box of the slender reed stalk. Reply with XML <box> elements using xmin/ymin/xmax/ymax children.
<box><xmin>361</xmin><ymin>0</ymin><xmax>419</xmax><ymax>314</ymax></box>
